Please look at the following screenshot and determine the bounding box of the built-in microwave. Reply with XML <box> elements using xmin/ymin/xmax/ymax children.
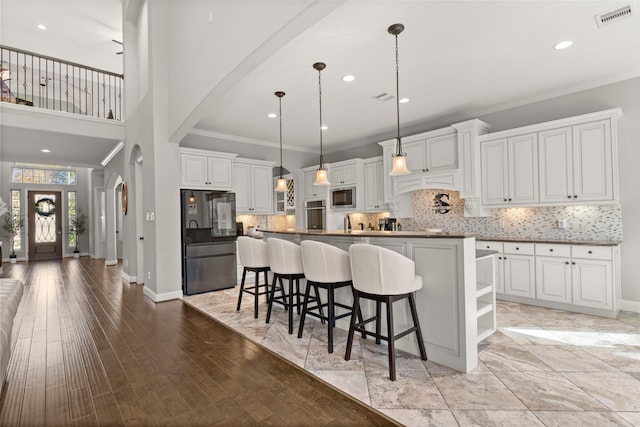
<box><xmin>331</xmin><ymin>187</ymin><xmax>356</xmax><ymax>209</ymax></box>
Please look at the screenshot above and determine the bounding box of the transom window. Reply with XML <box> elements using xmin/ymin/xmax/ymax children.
<box><xmin>12</xmin><ymin>165</ymin><xmax>76</xmax><ymax>185</ymax></box>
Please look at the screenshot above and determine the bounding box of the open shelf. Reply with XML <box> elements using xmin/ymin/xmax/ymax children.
<box><xmin>476</xmin><ymin>301</ymin><xmax>493</xmax><ymax>318</ymax></box>
<box><xmin>476</xmin><ymin>283</ymin><xmax>492</xmax><ymax>298</ymax></box>
<box><xmin>477</xmin><ymin>327</ymin><xmax>494</xmax><ymax>342</ymax></box>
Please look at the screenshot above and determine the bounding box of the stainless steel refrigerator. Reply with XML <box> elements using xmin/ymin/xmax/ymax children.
<box><xmin>181</xmin><ymin>190</ymin><xmax>237</xmax><ymax>295</ymax></box>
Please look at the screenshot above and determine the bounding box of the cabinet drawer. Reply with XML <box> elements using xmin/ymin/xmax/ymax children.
<box><xmin>572</xmin><ymin>245</ymin><xmax>613</xmax><ymax>260</ymax></box>
<box><xmin>503</xmin><ymin>242</ymin><xmax>534</xmax><ymax>255</ymax></box>
<box><xmin>477</xmin><ymin>241</ymin><xmax>503</xmax><ymax>252</ymax></box>
<box><xmin>536</xmin><ymin>243</ymin><xmax>571</xmax><ymax>258</ymax></box>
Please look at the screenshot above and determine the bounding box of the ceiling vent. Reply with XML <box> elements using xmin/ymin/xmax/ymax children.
<box><xmin>595</xmin><ymin>4</ymin><xmax>632</xmax><ymax>28</ymax></box>
<box><xmin>373</xmin><ymin>92</ymin><xmax>394</xmax><ymax>102</ymax></box>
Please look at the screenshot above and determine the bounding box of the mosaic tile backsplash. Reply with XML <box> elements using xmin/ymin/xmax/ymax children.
<box><xmin>402</xmin><ymin>190</ymin><xmax>622</xmax><ymax>242</ymax></box>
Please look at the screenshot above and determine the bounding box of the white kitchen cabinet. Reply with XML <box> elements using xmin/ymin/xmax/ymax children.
<box><xmin>303</xmin><ymin>167</ymin><xmax>328</xmax><ymax>200</ymax></box>
<box><xmin>234</xmin><ymin>159</ymin><xmax>274</xmax><ymax>214</ymax></box>
<box><xmin>403</xmin><ymin>132</ymin><xmax>458</xmax><ymax>173</ymax></box>
<box><xmin>330</xmin><ymin>162</ymin><xmax>358</xmax><ymax>186</ymax></box>
<box><xmin>476</xmin><ymin>241</ymin><xmax>534</xmax><ymax>297</ymax></box>
<box><xmin>481</xmin><ymin>133</ymin><xmax>538</xmax><ymax>206</ymax></box>
<box><xmin>363</xmin><ymin>159</ymin><xmax>385</xmax><ymax>211</ymax></box>
<box><xmin>180</xmin><ymin>149</ymin><xmax>237</xmax><ymax>190</ymax></box>
<box><xmin>539</xmin><ymin>120</ymin><xmax>614</xmax><ymax>204</ymax></box>
<box><xmin>572</xmin><ymin>259</ymin><xmax>613</xmax><ymax>310</ymax></box>
<box><xmin>536</xmin><ymin>257</ymin><xmax>573</xmax><ymax>303</ymax></box>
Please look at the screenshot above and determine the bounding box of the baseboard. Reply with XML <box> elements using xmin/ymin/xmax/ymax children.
<box><xmin>620</xmin><ymin>299</ymin><xmax>640</xmax><ymax>313</ymax></box>
<box><xmin>121</xmin><ymin>271</ymin><xmax>138</xmax><ymax>283</ymax></box>
<box><xmin>105</xmin><ymin>259</ymin><xmax>118</xmax><ymax>266</ymax></box>
<box><xmin>142</xmin><ymin>286</ymin><xmax>183</xmax><ymax>303</ymax></box>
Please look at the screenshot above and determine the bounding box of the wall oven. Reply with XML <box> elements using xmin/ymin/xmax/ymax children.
<box><xmin>331</xmin><ymin>187</ymin><xmax>356</xmax><ymax>209</ymax></box>
<box><xmin>305</xmin><ymin>200</ymin><xmax>325</xmax><ymax>230</ymax></box>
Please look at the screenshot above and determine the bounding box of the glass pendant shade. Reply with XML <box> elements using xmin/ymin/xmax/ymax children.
<box><xmin>389</xmin><ymin>152</ymin><xmax>411</xmax><ymax>176</ymax></box>
<box><xmin>188</xmin><ymin>191</ymin><xmax>196</xmax><ymax>203</ymax></box>
<box><xmin>314</xmin><ymin>167</ymin><xmax>330</xmax><ymax>186</ymax></box>
<box><xmin>275</xmin><ymin>177</ymin><xmax>287</xmax><ymax>192</ymax></box>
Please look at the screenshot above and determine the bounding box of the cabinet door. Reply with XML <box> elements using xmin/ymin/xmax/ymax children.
<box><xmin>539</xmin><ymin>127</ymin><xmax>573</xmax><ymax>203</ymax></box>
<box><xmin>536</xmin><ymin>256</ymin><xmax>572</xmax><ymax>303</ymax></box>
<box><xmin>503</xmin><ymin>254</ymin><xmax>535</xmax><ymax>298</ymax></box>
<box><xmin>331</xmin><ymin>166</ymin><xmax>345</xmax><ymax>185</ymax></box>
<box><xmin>181</xmin><ymin>154</ymin><xmax>209</xmax><ymax>188</ymax></box>
<box><xmin>481</xmin><ymin>139</ymin><xmax>509</xmax><ymax>205</ymax></box>
<box><xmin>207</xmin><ymin>157</ymin><xmax>233</xmax><ymax>190</ymax></box>
<box><xmin>508</xmin><ymin>133</ymin><xmax>538</xmax><ymax>204</ymax></box>
<box><xmin>233</xmin><ymin>163</ymin><xmax>251</xmax><ymax>213</ymax></box>
<box><xmin>426</xmin><ymin>133</ymin><xmax>457</xmax><ymax>172</ymax></box>
<box><xmin>342</xmin><ymin>164</ymin><xmax>358</xmax><ymax>185</ymax></box>
<box><xmin>572</xmin><ymin>120</ymin><xmax>613</xmax><ymax>202</ymax></box>
<box><xmin>364</xmin><ymin>161</ymin><xmax>384</xmax><ymax>211</ymax></box>
<box><xmin>250</xmin><ymin>164</ymin><xmax>273</xmax><ymax>214</ymax></box>
<box><xmin>572</xmin><ymin>259</ymin><xmax>613</xmax><ymax>310</ymax></box>
<box><xmin>403</xmin><ymin>140</ymin><xmax>427</xmax><ymax>173</ymax></box>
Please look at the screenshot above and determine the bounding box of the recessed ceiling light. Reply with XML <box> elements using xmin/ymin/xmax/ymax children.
<box><xmin>321</xmin><ymin>125</ymin><xmax>328</xmax><ymax>130</ymax></box>
<box><xmin>267</xmin><ymin>113</ymin><xmax>277</xmax><ymax>118</ymax></box>
<box><xmin>37</xmin><ymin>24</ymin><xmax>46</xmax><ymax>30</ymax></box>
<box><xmin>553</xmin><ymin>40</ymin><xmax>573</xmax><ymax>50</ymax></box>
<box><xmin>399</xmin><ymin>97</ymin><xmax>410</xmax><ymax>104</ymax></box>
<box><xmin>41</xmin><ymin>149</ymin><xmax>51</xmax><ymax>153</ymax></box>
<box><xmin>342</xmin><ymin>75</ymin><xmax>355</xmax><ymax>82</ymax></box>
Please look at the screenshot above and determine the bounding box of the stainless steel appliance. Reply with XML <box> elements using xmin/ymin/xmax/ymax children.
<box><xmin>331</xmin><ymin>186</ymin><xmax>356</xmax><ymax>209</ymax></box>
<box><xmin>181</xmin><ymin>189</ymin><xmax>238</xmax><ymax>295</ymax></box>
<box><xmin>305</xmin><ymin>199</ymin><xmax>325</xmax><ymax>230</ymax></box>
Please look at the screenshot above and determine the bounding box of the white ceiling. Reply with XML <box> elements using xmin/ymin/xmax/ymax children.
<box><xmin>1</xmin><ymin>0</ymin><xmax>639</xmax><ymax>166</ymax></box>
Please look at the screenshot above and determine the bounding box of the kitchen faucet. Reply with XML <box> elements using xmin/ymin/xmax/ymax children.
<box><xmin>189</xmin><ymin>219</ymin><xmax>199</xmax><ymax>229</ymax></box>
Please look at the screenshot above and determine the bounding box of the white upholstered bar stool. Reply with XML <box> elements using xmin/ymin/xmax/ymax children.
<box><xmin>265</xmin><ymin>238</ymin><xmax>321</xmax><ymax>334</ymax></box>
<box><xmin>236</xmin><ymin>236</ymin><xmax>270</xmax><ymax>318</ymax></box>
<box><xmin>298</xmin><ymin>240</ymin><xmax>363</xmax><ymax>353</ymax></box>
<box><xmin>345</xmin><ymin>244</ymin><xmax>427</xmax><ymax>381</ymax></box>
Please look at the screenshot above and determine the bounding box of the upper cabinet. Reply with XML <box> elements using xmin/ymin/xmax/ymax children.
<box><xmin>330</xmin><ymin>162</ymin><xmax>359</xmax><ymax>186</ymax></box>
<box><xmin>481</xmin><ymin>133</ymin><xmax>538</xmax><ymax>206</ymax></box>
<box><xmin>480</xmin><ymin>108</ymin><xmax>622</xmax><ymax>208</ymax></box>
<box><xmin>363</xmin><ymin>158</ymin><xmax>385</xmax><ymax>212</ymax></box>
<box><xmin>234</xmin><ymin>159</ymin><xmax>275</xmax><ymax>215</ymax></box>
<box><xmin>180</xmin><ymin>148</ymin><xmax>237</xmax><ymax>190</ymax></box>
<box><xmin>403</xmin><ymin>132</ymin><xmax>458</xmax><ymax>173</ymax></box>
<box><xmin>539</xmin><ymin>120</ymin><xmax>614</xmax><ymax>204</ymax></box>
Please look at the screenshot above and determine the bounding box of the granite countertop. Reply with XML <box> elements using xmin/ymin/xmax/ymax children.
<box><xmin>259</xmin><ymin>229</ymin><xmax>620</xmax><ymax>246</ymax></box>
<box><xmin>260</xmin><ymin>229</ymin><xmax>474</xmax><ymax>239</ymax></box>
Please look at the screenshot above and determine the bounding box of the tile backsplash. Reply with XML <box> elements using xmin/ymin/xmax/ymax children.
<box><xmin>401</xmin><ymin>190</ymin><xmax>622</xmax><ymax>242</ymax></box>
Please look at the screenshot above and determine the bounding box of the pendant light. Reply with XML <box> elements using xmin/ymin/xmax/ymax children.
<box><xmin>274</xmin><ymin>91</ymin><xmax>288</xmax><ymax>192</ymax></box>
<box><xmin>313</xmin><ymin>62</ymin><xmax>330</xmax><ymax>186</ymax></box>
<box><xmin>188</xmin><ymin>190</ymin><xmax>195</xmax><ymax>203</ymax></box>
<box><xmin>388</xmin><ymin>23</ymin><xmax>411</xmax><ymax>176</ymax></box>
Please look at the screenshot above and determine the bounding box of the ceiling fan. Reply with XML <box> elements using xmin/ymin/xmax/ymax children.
<box><xmin>112</xmin><ymin>39</ymin><xmax>123</xmax><ymax>55</ymax></box>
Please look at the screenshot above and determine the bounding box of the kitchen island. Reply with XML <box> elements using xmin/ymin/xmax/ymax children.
<box><xmin>261</xmin><ymin>229</ymin><xmax>495</xmax><ymax>373</ymax></box>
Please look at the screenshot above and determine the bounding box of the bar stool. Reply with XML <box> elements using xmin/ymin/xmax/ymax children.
<box><xmin>265</xmin><ymin>238</ymin><xmax>322</xmax><ymax>334</ymax></box>
<box><xmin>236</xmin><ymin>236</ymin><xmax>270</xmax><ymax>318</ymax></box>
<box><xmin>298</xmin><ymin>240</ymin><xmax>363</xmax><ymax>353</ymax></box>
<box><xmin>345</xmin><ymin>244</ymin><xmax>427</xmax><ymax>381</ymax></box>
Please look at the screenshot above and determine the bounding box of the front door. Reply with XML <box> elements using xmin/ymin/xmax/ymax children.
<box><xmin>28</xmin><ymin>191</ymin><xmax>63</xmax><ymax>261</ymax></box>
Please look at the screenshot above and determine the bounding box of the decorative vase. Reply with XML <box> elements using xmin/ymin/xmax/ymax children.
<box><xmin>9</xmin><ymin>256</ymin><xmax>17</xmax><ymax>264</ymax></box>
<box><xmin>73</xmin><ymin>252</ymin><xmax>80</xmax><ymax>259</ymax></box>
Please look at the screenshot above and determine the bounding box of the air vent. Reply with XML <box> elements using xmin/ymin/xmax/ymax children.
<box><xmin>373</xmin><ymin>92</ymin><xmax>394</xmax><ymax>102</ymax></box>
<box><xmin>595</xmin><ymin>4</ymin><xmax>632</xmax><ymax>28</ymax></box>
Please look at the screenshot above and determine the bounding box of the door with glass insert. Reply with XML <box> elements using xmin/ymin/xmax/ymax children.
<box><xmin>28</xmin><ymin>191</ymin><xmax>63</xmax><ymax>261</ymax></box>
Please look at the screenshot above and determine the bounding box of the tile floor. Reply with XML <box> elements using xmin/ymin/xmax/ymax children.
<box><xmin>183</xmin><ymin>289</ymin><xmax>640</xmax><ymax>426</ymax></box>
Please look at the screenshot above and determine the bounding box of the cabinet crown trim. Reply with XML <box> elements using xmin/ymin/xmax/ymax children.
<box><xmin>478</xmin><ymin>108</ymin><xmax>623</xmax><ymax>142</ymax></box>
<box><xmin>234</xmin><ymin>157</ymin><xmax>275</xmax><ymax>166</ymax></box>
<box><xmin>180</xmin><ymin>147</ymin><xmax>238</xmax><ymax>158</ymax></box>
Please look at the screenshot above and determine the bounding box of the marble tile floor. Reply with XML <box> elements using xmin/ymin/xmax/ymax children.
<box><xmin>184</xmin><ymin>289</ymin><xmax>640</xmax><ymax>426</ymax></box>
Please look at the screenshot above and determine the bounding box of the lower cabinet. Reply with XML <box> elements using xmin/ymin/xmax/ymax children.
<box><xmin>477</xmin><ymin>240</ymin><xmax>619</xmax><ymax>316</ymax></box>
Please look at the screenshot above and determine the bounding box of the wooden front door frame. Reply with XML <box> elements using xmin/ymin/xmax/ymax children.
<box><xmin>28</xmin><ymin>190</ymin><xmax>63</xmax><ymax>261</ymax></box>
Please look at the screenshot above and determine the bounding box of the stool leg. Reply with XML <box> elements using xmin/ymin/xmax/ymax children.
<box><xmin>345</xmin><ymin>290</ymin><xmax>361</xmax><ymax>361</ymax></box>
<box><xmin>295</xmin><ymin>279</ymin><xmax>301</xmax><ymax>314</ymax></box>
<box><xmin>327</xmin><ymin>287</ymin><xmax>335</xmax><ymax>353</ymax></box>
<box><xmin>297</xmin><ymin>282</ymin><xmax>313</xmax><ymax>338</ymax></box>
<box><xmin>253</xmin><ymin>270</ymin><xmax>260</xmax><ymax>318</ymax></box>
<box><xmin>265</xmin><ymin>274</ymin><xmax>278</xmax><ymax>324</ymax></box>
<box><xmin>236</xmin><ymin>268</ymin><xmax>247</xmax><ymax>311</ymax></box>
<box><xmin>278</xmin><ymin>276</ymin><xmax>287</xmax><ymax>310</ymax></box>
<box><xmin>314</xmin><ymin>286</ymin><xmax>325</xmax><ymax>324</ymax></box>
<box><xmin>386</xmin><ymin>296</ymin><xmax>396</xmax><ymax>381</ymax></box>
<box><xmin>375</xmin><ymin>301</ymin><xmax>382</xmax><ymax>344</ymax></box>
<box><xmin>263</xmin><ymin>270</ymin><xmax>270</xmax><ymax>305</ymax></box>
<box><xmin>350</xmin><ymin>287</ymin><xmax>367</xmax><ymax>340</ymax></box>
<box><xmin>287</xmin><ymin>276</ymin><xmax>294</xmax><ymax>334</ymax></box>
<box><xmin>409</xmin><ymin>293</ymin><xmax>428</xmax><ymax>360</ymax></box>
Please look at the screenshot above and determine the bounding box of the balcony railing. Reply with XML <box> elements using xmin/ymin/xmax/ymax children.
<box><xmin>1</xmin><ymin>45</ymin><xmax>123</xmax><ymax>121</ymax></box>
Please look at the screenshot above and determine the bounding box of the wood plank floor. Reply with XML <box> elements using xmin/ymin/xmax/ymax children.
<box><xmin>0</xmin><ymin>258</ymin><xmax>399</xmax><ymax>426</ymax></box>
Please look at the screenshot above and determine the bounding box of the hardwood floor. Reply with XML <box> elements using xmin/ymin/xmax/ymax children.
<box><xmin>0</xmin><ymin>258</ymin><xmax>399</xmax><ymax>426</ymax></box>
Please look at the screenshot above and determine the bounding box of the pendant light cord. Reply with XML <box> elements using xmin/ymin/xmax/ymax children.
<box><xmin>279</xmin><ymin>94</ymin><xmax>283</xmax><ymax>178</ymax></box>
<box><xmin>318</xmin><ymin>66</ymin><xmax>324</xmax><ymax>168</ymax></box>
<box><xmin>394</xmin><ymin>31</ymin><xmax>402</xmax><ymax>156</ymax></box>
